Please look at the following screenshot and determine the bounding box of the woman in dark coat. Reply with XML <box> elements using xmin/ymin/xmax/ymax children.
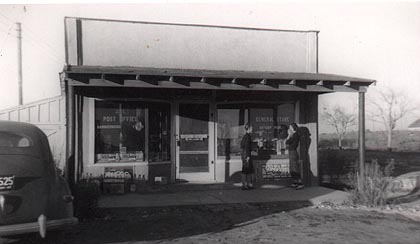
<box><xmin>286</xmin><ymin>123</ymin><xmax>303</xmax><ymax>190</ymax></box>
<box><xmin>241</xmin><ymin>123</ymin><xmax>254</xmax><ymax>190</ymax></box>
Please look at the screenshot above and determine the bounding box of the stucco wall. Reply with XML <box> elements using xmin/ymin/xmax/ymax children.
<box><xmin>65</xmin><ymin>18</ymin><xmax>318</xmax><ymax>73</ymax></box>
<box><xmin>299</xmin><ymin>94</ymin><xmax>319</xmax><ymax>178</ymax></box>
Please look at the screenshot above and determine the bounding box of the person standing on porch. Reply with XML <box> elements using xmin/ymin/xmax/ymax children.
<box><xmin>286</xmin><ymin>123</ymin><xmax>304</xmax><ymax>190</ymax></box>
<box><xmin>241</xmin><ymin>123</ymin><xmax>254</xmax><ymax>190</ymax></box>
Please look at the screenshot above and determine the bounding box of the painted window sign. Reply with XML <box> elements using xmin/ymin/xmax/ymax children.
<box><xmin>95</xmin><ymin>100</ymin><xmax>171</xmax><ymax>163</ymax></box>
<box><xmin>217</xmin><ymin>103</ymin><xmax>295</xmax><ymax>158</ymax></box>
<box><xmin>250</xmin><ymin>104</ymin><xmax>295</xmax><ymax>134</ymax></box>
<box><xmin>251</xmin><ymin>108</ymin><xmax>275</xmax><ymax>139</ymax></box>
<box><xmin>249</xmin><ymin>104</ymin><xmax>295</xmax><ymax>154</ymax></box>
<box><xmin>180</xmin><ymin>134</ymin><xmax>208</xmax><ymax>141</ymax></box>
<box><xmin>276</xmin><ymin>103</ymin><xmax>294</xmax><ymax>125</ymax></box>
<box><xmin>95</xmin><ymin>101</ymin><xmax>146</xmax><ymax>163</ymax></box>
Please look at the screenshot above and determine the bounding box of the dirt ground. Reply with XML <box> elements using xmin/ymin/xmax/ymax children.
<box><xmin>2</xmin><ymin>201</ymin><xmax>420</xmax><ymax>244</ymax></box>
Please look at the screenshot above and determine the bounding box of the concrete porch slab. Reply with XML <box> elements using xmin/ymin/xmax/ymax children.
<box><xmin>98</xmin><ymin>185</ymin><xmax>350</xmax><ymax>208</ymax></box>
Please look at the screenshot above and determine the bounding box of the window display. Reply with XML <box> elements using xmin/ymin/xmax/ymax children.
<box><xmin>250</xmin><ymin>107</ymin><xmax>275</xmax><ymax>155</ymax></box>
<box><xmin>217</xmin><ymin>103</ymin><xmax>295</xmax><ymax>158</ymax></box>
<box><xmin>95</xmin><ymin>100</ymin><xmax>171</xmax><ymax>163</ymax></box>
<box><xmin>217</xmin><ymin>107</ymin><xmax>246</xmax><ymax>158</ymax></box>
<box><xmin>148</xmin><ymin>103</ymin><xmax>171</xmax><ymax>162</ymax></box>
<box><xmin>95</xmin><ymin>101</ymin><xmax>145</xmax><ymax>163</ymax></box>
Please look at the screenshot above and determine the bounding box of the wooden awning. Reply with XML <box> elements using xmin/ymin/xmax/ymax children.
<box><xmin>62</xmin><ymin>65</ymin><xmax>375</xmax><ymax>93</ymax></box>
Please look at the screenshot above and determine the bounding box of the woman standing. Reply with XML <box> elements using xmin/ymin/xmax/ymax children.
<box><xmin>240</xmin><ymin>123</ymin><xmax>254</xmax><ymax>190</ymax></box>
<box><xmin>286</xmin><ymin>123</ymin><xmax>303</xmax><ymax>190</ymax></box>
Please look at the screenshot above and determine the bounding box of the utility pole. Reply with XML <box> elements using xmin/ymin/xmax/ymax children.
<box><xmin>16</xmin><ymin>22</ymin><xmax>23</xmax><ymax>106</ymax></box>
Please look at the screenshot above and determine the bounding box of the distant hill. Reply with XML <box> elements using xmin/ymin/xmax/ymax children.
<box><xmin>319</xmin><ymin>130</ymin><xmax>420</xmax><ymax>151</ymax></box>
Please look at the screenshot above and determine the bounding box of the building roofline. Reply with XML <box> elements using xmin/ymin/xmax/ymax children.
<box><xmin>64</xmin><ymin>16</ymin><xmax>320</xmax><ymax>34</ymax></box>
<box><xmin>62</xmin><ymin>65</ymin><xmax>375</xmax><ymax>93</ymax></box>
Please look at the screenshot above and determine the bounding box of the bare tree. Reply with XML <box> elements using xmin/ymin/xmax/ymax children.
<box><xmin>322</xmin><ymin>105</ymin><xmax>356</xmax><ymax>149</ymax></box>
<box><xmin>368</xmin><ymin>87</ymin><xmax>416</xmax><ymax>151</ymax></box>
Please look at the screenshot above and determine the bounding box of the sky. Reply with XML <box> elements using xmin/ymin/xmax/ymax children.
<box><xmin>0</xmin><ymin>2</ymin><xmax>419</xmax><ymax>132</ymax></box>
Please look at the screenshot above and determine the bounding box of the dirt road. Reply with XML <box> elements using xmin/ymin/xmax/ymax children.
<box><xmin>3</xmin><ymin>202</ymin><xmax>420</xmax><ymax>244</ymax></box>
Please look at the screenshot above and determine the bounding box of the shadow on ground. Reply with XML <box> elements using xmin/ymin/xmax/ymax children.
<box><xmin>4</xmin><ymin>201</ymin><xmax>311</xmax><ymax>244</ymax></box>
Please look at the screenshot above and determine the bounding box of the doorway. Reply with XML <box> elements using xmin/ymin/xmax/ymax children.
<box><xmin>176</xmin><ymin>102</ymin><xmax>214</xmax><ymax>182</ymax></box>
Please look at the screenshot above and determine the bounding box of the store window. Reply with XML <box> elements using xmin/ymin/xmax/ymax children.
<box><xmin>217</xmin><ymin>103</ymin><xmax>295</xmax><ymax>158</ymax></box>
<box><xmin>95</xmin><ymin>101</ymin><xmax>146</xmax><ymax>163</ymax></box>
<box><xmin>148</xmin><ymin>103</ymin><xmax>171</xmax><ymax>162</ymax></box>
<box><xmin>95</xmin><ymin>100</ymin><xmax>171</xmax><ymax>163</ymax></box>
<box><xmin>217</xmin><ymin>106</ymin><xmax>247</xmax><ymax>158</ymax></box>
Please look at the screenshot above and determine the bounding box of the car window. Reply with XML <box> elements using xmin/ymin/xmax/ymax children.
<box><xmin>0</xmin><ymin>132</ymin><xmax>32</xmax><ymax>148</ymax></box>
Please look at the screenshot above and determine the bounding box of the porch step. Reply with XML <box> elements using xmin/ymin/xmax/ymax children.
<box><xmin>98</xmin><ymin>186</ymin><xmax>350</xmax><ymax>208</ymax></box>
<box><xmin>134</xmin><ymin>179</ymin><xmax>293</xmax><ymax>194</ymax></box>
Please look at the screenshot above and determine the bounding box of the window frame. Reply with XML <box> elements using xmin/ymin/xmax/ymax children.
<box><xmin>216</xmin><ymin>101</ymin><xmax>297</xmax><ymax>160</ymax></box>
<box><xmin>93</xmin><ymin>99</ymin><xmax>171</xmax><ymax>164</ymax></box>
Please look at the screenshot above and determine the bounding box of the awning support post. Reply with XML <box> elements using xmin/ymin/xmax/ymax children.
<box><xmin>66</xmin><ymin>83</ymin><xmax>75</xmax><ymax>188</ymax></box>
<box><xmin>358</xmin><ymin>91</ymin><xmax>366</xmax><ymax>179</ymax></box>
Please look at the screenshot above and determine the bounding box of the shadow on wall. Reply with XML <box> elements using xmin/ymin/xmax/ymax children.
<box><xmin>224</xmin><ymin>126</ymin><xmax>314</xmax><ymax>185</ymax></box>
<box><xmin>298</xmin><ymin>126</ymin><xmax>313</xmax><ymax>186</ymax></box>
<box><xmin>41</xmin><ymin>126</ymin><xmax>66</xmax><ymax>170</ymax></box>
<box><xmin>229</xmin><ymin>171</ymin><xmax>242</xmax><ymax>183</ymax></box>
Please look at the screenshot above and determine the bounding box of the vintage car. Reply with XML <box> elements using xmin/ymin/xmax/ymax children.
<box><xmin>0</xmin><ymin>121</ymin><xmax>77</xmax><ymax>238</ymax></box>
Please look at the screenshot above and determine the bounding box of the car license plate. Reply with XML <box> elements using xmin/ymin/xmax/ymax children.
<box><xmin>0</xmin><ymin>175</ymin><xmax>15</xmax><ymax>191</ymax></box>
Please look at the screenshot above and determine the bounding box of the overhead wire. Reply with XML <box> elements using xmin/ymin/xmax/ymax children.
<box><xmin>0</xmin><ymin>19</ymin><xmax>11</xmax><ymax>33</ymax></box>
<box><xmin>0</xmin><ymin>7</ymin><xmax>26</xmax><ymax>78</ymax></box>
<box><xmin>0</xmin><ymin>19</ymin><xmax>10</xmax><ymax>29</ymax></box>
<box><xmin>0</xmin><ymin>27</ymin><xmax>9</xmax><ymax>34</ymax></box>
<box><xmin>0</xmin><ymin>10</ymin><xmax>15</xmax><ymax>33</ymax></box>
<box><xmin>0</xmin><ymin>11</ymin><xmax>14</xmax><ymax>22</ymax></box>
<box><xmin>0</xmin><ymin>10</ymin><xmax>64</xmax><ymax>63</ymax></box>
<box><xmin>0</xmin><ymin>7</ymin><xmax>26</xmax><ymax>57</ymax></box>
<box><xmin>22</xmin><ymin>36</ymin><xmax>63</xmax><ymax>63</ymax></box>
<box><xmin>0</xmin><ymin>20</ymin><xmax>15</xmax><ymax>56</ymax></box>
<box><xmin>22</xmin><ymin>24</ymin><xmax>63</xmax><ymax>61</ymax></box>
<box><xmin>0</xmin><ymin>16</ymin><xmax>13</xmax><ymax>37</ymax></box>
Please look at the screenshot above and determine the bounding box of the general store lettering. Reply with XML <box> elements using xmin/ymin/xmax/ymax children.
<box><xmin>255</xmin><ymin>117</ymin><xmax>273</xmax><ymax>122</ymax></box>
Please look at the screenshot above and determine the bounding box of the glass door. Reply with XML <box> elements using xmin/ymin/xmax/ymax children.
<box><xmin>176</xmin><ymin>103</ymin><xmax>214</xmax><ymax>181</ymax></box>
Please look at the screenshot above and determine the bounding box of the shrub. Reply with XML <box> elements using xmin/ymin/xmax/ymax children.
<box><xmin>73</xmin><ymin>179</ymin><xmax>102</xmax><ymax>221</ymax></box>
<box><xmin>347</xmin><ymin>159</ymin><xmax>394</xmax><ymax>206</ymax></box>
